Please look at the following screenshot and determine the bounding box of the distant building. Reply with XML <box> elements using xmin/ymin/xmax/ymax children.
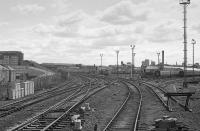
<box><xmin>0</xmin><ymin>51</ymin><xmax>24</xmax><ymax>65</ymax></box>
<box><xmin>151</xmin><ymin>61</ymin><xmax>156</xmax><ymax>66</ymax></box>
<box><xmin>142</xmin><ymin>59</ymin><xmax>150</xmax><ymax>67</ymax></box>
<box><xmin>127</xmin><ymin>62</ymin><xmax>131</xmax><ymax>65</ymax></box>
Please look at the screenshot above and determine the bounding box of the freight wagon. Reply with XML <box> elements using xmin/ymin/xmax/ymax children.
<box><xmin>144</xmin><ymin>66</ymin><xmax>200</xmax><ymax>78</ymax></box>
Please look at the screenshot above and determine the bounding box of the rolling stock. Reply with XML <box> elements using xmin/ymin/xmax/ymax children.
<box><xmin>144</xmin><ymin>66</ymin><xmax>200</xmax><ymax>77</ymax></box>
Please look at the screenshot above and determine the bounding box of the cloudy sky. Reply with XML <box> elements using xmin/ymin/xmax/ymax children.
<box><xmin>0</xmin><ymin>0</ymin><xmax>199</xmax><ymax>66</ymax></box>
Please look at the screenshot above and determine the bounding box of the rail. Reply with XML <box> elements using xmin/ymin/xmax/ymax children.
<box><xmin>141</xmin><ymin>81</ymin><xmax>191</xmax><ymax>111</ymax></box>
<box><xmin>102</xmin><ymin>80</ymin><xmax>142</xmax><ymax>131</ymax></box>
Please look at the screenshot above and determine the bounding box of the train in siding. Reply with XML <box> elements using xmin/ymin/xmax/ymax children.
<box><xmin>144</xmin><ymin>66</ymin><xmax>200</xmax><ymax>77</ymax></box>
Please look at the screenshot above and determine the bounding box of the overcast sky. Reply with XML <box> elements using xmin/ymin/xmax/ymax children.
<box><xmin>0</xmin><ymin>0</ymin><xmax>199</xmax><ymax>66</ymax></box>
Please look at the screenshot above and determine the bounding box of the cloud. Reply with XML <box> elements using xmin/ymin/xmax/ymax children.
<box><xmin>57</xmin><ymin>11</ymin><xmax>86</xmax><ymax>27</ymax></box>
<box><xmin>192</xmin><ymin>24</ymin><xmax>200</xmax><ymax>34</ymax></box>
<box><xmin>32</xmin><ymin>23</ymin><xmax>54</xmax><ymax>36</ymax></box>
<box><xmin>0</xmin><ymin>22</ymin><xmax>9</xmax><ymax>27</ymax></box>
<box><xmin>98</xmin><ymin>0</ymin><xmax>149</xmax><ymax>25</ymax></box>
<box><xmin>12</xmin><ymin>0</ymin><xmax>198</xmax><ymax>65</ymax></box>
<box><xmin>146</xmin><ymin>21</ymin><xmax>182</xmax><ymax>43</ymax></box>
<box><xmin>50</xmin><ymin>0</ymin><xmax>70</xmax><ymax>13</ymax></box>
<box><xmin>12</xmin><ymin>4</ymin><xmax>45</xmax><ymax>15</ymax></box>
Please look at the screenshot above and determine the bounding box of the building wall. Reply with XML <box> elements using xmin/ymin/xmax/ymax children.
<box><xmin>0</xmin><ymin>67</ymin><xmax>9</xmax><ymax>82</ymax></box>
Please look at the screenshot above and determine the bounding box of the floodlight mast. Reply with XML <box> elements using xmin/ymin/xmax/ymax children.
<box><xmin>191</xmin><ymin>39</ymin><xmax>196</xmax><ymax>80</ymax></box>
<box><xmin>179</xmin><ymin>0</ymin><xmax>190</xmax><ymax>87</ymax></box>
<box><xmin>157</xmin><ymin>52</ymin><xmax>160</xmax><ymax>66</ymax></box>
<box><xmin>116</xmin><ymin>50</ymin><xmax>119</xmax><ymax>77</ymax></box>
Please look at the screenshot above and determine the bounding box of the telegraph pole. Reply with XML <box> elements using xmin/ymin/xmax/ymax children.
<box><xmin>179</xmin><ymin>0</ymin><xmax>190</xmax><ymax>87</ymax></box>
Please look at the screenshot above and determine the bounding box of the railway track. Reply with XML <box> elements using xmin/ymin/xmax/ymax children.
<box><xmin>10</xmin><ymin>78</ymin><xmax>109</xmax><ymax>131</ymax></box>
<box><xmin>0</xmin><ymin>75</ymin><xmax>93</xmax><ymax>118</ymax></box>
<box><xmin>0</xmin><ymin>81</ymin><xmax>79</xmax><ymax>118</ymax></box>
<box><xmin>141</xmin><ymin>81</ymin><xmax>189</xmax><ymax>111</ymax></box>
<box><xmin>103</xmin><ymin>80</ymin><xmax>142</xmax><ymax>131</ymax></box>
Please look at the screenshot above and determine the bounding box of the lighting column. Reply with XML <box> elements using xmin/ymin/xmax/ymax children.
<box><xmin>133</xmin><ymin>53</ymin><xmax>136</xmax><ymax>75</ymax></box>
<box><xmin>116</xmin><ymin>50</ymin><xmax>119</xmax><ymax>77</ymax></box>
<box><xmin>100</xmin><ymin>53</ymin><xmax>103</xmax><ymax>73</ymax></box>
<box><xmin>191</xmin><ymin>39</ymin><xmax>196</xmax><ymax>79</ymax></box>
<box><xmin>157</xmin><ymin>52</ymin><xmax>160</xmax><ymax>66</ymax></box>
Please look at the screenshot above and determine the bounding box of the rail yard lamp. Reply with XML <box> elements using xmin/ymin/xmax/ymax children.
<box><xmin>116</xmin><ymin>50</ymin><xmax>119</xmax><ymax>77</ymax></box>
<box><xmin>100</xmin><ymin>53</ymin><xmax>103</xmax><ymax>74</ymax></box>
<box><xmin>179</xmin><ymin>0</ymin><xmax>190</xmax><ymax>87</ymax></box>
<box><xmin>157</xmin><ymin>52</ymin><xmax>160</xmax><ymax>66</ymax></box>
<box><xmin>191</xmin><ymin>39</ymin><xmax>196</xmax><ymax>79</ymax></box>
<box><xmin>130</xmin><ymin>45</ymin><xmax>135</xmax><ymax>78</ymax></box>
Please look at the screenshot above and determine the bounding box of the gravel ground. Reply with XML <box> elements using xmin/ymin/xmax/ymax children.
<box><xmin>80</xmin><ymin>82</ymin><xmax>128</xmax><ymax>131</ymax></box>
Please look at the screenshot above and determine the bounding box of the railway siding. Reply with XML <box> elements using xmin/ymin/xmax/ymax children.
<box><xmin>102</xmin><ymin>81</ymin><xmax>142</xmax><ymax>131</ymax></box>
<box><xmin>142</xmin><ymin>79</ymin><xmax>200</xmax><ymax>130</ymax></box>
<box><xmin>138</xmin><ymin>82</ymin><xmax>169</xmax><ymax>130</ymax></box>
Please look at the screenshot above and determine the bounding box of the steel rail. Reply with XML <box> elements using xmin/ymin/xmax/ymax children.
<box><xmin>123</xmin><ymin>80</ymin><xmax>143</xmax><ymax>131</ymax></box>
<box><xmin>11</xmin><ymin>86</ymin><xmax>83</xmax><ymax>131</ymax></box>
<box><xmin>42</xmin><ymin>84</ymin><xmax>109</xmax><ymax>130</ymax></box>
<box><xmin>0</xmin><ymin>75</ymin><xmax>92</xmax><ymax>118</ymax></box>
<box><xmin>11</xmin><ymin>75</ymin><xmax>109</xmax><ymax>131</ymax></box>
<box><xmin>102</xmin><ymin>88</ymin><xmax>131</xmax><ymax>131</ymax></box>
<box><xmin>142</xmin><ymin>82</ymin><xmax>169</xmax><ymax>111</ymax></box>
<box><xmin>141</xmin><ymin>81</ymin><xmax>187</xmax><ymax>111</ymax></box>
<box><xmin>0</xmin><ymin>79</ymin><xmax>75</xmax><ymax>110</ymax></box>
<box><xmin>102</xmin><ymin>80</ymin><xmax>142</xmax><ymax>131</ymax></box>
<box><xmin>41</xmin><ymin>88</ymin><xmax>90</xmax><ymax>131</ymax></box>
<box><xmin>0</xmin><ymin>82</ymin><xmax>79</xmax><ymax>118</ymax></box>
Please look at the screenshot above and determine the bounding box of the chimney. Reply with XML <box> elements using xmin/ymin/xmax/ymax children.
<box><xmin>162</xmin><ymin>50</ymin><xmax>164</xmax><ymax>68</ymax></box>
